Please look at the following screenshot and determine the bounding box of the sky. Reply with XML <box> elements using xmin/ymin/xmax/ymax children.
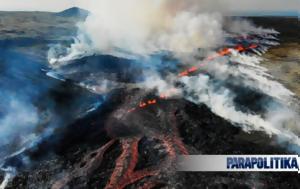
<box><xmin>0</xmin><ymin>0</ymin><xmax>299</xmax><ymax>13</ymax></box>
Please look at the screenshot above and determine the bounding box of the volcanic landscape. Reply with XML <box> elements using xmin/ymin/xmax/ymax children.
<box><xmin>0</xmin><ymin>6</ymin><xmax>300</xmax><ymax>189</ymax></box>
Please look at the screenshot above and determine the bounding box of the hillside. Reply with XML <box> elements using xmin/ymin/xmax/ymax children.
<box><xmin>248</xmin><ymin>17</ymin><xmax>300</xmax><ymax>96</ymax></box>
<box><xmin>55</xmin><ymin>7</ymin><xmax>89</xmax><ymax>18</ymax></box>
<box><xmin>0</xmin><ymin>7</ymin><xmax>88</xmax><ymax>41</ymax></box>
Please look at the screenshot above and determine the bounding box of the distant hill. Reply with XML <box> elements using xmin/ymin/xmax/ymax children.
<box><xmin>0</xmin><ymin>10</ymin><xmax>80</xmax><ymax>41</ymax></box>
<box><xmin>55</xmin><ymin>7</ymin><xmax>89</xmax><ymax>18</ymax></box>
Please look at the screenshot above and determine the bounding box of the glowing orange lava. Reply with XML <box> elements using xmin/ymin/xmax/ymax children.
<box><xmin>104</xmin><ymin>43</ymin><xmax>260</xmax><ymax>188</ymax></box>
<box><xmin>52</xmin><ymin>40</ymin><xmax>262</xmax><ymax>189</ymax></box>
<box><xmin>129</xmin><ymin>44</ymin><xmax>259</xmax><ymax>113</ymax></box>
<box><xmin>104</xmin><ymin>113</ymin><xmax>188</xmax><ymax>189</ymax></box>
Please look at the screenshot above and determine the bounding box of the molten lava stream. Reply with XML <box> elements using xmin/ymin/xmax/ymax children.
<box><xmin>104</xmin><ymin>137</ymin><xmax>158</xmax><ymax>189</ymax></box>
<box><xmin>105</xmin><ymin>133</ymin><xmax>187</xmax><ymax>188</ymax></box>
<box><xmin>128</xmin><ymin>43</ymin><xmax>259</xmax><ymax>113</ymax></box>
<box><xmin>106</xmin><ymin>42</ymin><xmax>260</xmax><ymax>188</ymax></box>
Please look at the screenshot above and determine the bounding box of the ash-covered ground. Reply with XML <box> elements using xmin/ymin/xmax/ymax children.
<box><xmin>0</xmin><ymin>7</ymin><xmax>300</xmax><ymax>189</ymax></box>
<box><xmin>1</xmin><ymin>89</ymin><xmax>300</xmax><ymax>189</ymax></box>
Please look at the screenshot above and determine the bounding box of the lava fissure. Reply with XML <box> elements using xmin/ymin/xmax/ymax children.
<box><xmin>128</xmin><ymin>43</ymin><xmax>260</xmax><ymax>113</ymax></box>
<box><xmin>51</xmin><ymin>37</ymin><xmax>268</xmax><ymax>189</ymax></box>
<box><xmin>104</xmin><ymin>115</ymin><xmax>188</xmax><ymax>189</ymax></box>
<box><xmin>104</xmin><ymin>137</ymin><xmax>159</xmax><ymax>189</ymax></box>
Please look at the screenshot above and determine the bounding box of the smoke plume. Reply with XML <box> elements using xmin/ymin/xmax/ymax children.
<box><xmin>49</xmin><ymin>0</ymin><xmax>227</xmax><ymax>64</ymax></box>
<box><xmin>47</xmin><ymin>0</ymin><xmax>300</xmax><ymax>152</ymax></box>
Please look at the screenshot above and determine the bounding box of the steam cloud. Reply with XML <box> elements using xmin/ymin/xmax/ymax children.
<box><xmin>0</xmin><ymin>92</ymin><xmax>39</xmax><ymax>188</ymax></box>
<box><xmin>48</xmin><ymin>0</ymin><xmax>300</xmax><ymax>152</ymax></box>
<box><xmin>49</xmin><ymin>0</ymin><xmax>227</xmax><ymax>64</ymax></box>
<box><xmin>0</xmin><ymin>93</ymin><xmax>39</xmax><ymax>160</ymax></box>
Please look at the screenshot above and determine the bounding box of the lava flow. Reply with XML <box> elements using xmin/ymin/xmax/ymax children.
<box><xmin>178</xmin><ymin>43</ymin><xmax>258</xmax><ymax>77</ymax></box>
<box><xmin>52</xmin><ymin>43</ymin><xmax>260</xmax><ymax>189</ymax></box>
<box><xmin>104</xmin><ymin>112</ymin><xmax>188</xmax><ymax>189</ymax></box>
<box><xmin>102</xmin><ymin>43</ymin><xmax>259</xmax><ymax>188</ymax></box>
<box><xmin>52</xmin><ymin>111</ymin><xmax>188</xmax><ymax>189</ymax></box>
<box><xmin>129</xmin><ymin>43</ymin><xmax>260</xmax><ymax>113</ymax></box>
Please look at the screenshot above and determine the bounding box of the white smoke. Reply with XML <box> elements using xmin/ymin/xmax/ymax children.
<box><xmin>0</xmin><ymin>95</ymin><xmax>39</xmax><ymax>188</ymax></box>
<box><xmin>47</xmin><ymin>0</ymin><xmax>300</xmax><ymax>151</ymax></box>
<box><xmin>0</xmin><ymin>96</ymin><xmax>38</xmax><ymax>149</ymax></box>
<box><xmin>207</xmin><ymin>51</ymin><xmax>295</xmax><ymax>102</ymax></box>
<box><xmin>176</xmin><ymin>35</ymin><xmax>300</xmax><ymax>148</ymax></box>
<box><xmin>48</xmin><ymin>0</ymin><xmax>226</xmax><ymax>65</ymax></box>
<box><xmin>48</xmin><ymin>34</ymin><xmax>94</xmax><ymax>66</ymax></box>
<box><xmin>0</xmin><ymin>167</ymin><xmax>16</xmax><ymax>189</ymax></box>
<box><xmin>180</xmin><ymin>73</ymin><xmax>300</xmax><ymax>144</ymax></box>
<box><xmin>225</xmin><ymin>19</ymin><xmax>279</xmax><ymax>35</ymax></box>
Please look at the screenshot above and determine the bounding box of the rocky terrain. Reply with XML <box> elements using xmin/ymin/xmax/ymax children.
<box><xmin>249</xmin><ymin>17</ymin><xmax>300</xmax><ymax>96</ymax></box>
<box><xmin>0</xmin><ymin>9</ymin><xmax>299</xmax><ymax>189</ymax></box>
<box><xmin>2</xmin><ymin>90</ymin><xmax>299</xmax><ymax>189</ymax></box>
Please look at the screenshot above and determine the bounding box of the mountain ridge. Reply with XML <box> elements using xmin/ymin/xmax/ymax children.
<box><xmin>55</xmin><ymin>7</ymin><xmax>89</xmax><ymax>18</ymax></box>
